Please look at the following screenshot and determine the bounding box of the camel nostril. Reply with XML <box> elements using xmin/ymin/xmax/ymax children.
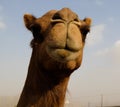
<box><xmin>51</xmin><ymin>13</ymin><xmax>65</xmax><ymax>23</ymax></box>
<box><xmin>52</xmin><ymin>13</ymin><xmax>62</xmax><ymax>20</ymax></box>
<box><xmin>73</xmin><ymin>16</ymin><xmax>79</xmax><ymax>22</ymax></box>
<box><xmin>74</xmin><ymin>18</ymin><xmax>79</xmax><ymax>22</ymax></box>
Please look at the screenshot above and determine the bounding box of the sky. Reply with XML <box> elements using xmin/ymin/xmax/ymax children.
<box><xmin>0</xmin><ymin>0</ymin><xmax>120</xmax><ymax>105</ymax></box>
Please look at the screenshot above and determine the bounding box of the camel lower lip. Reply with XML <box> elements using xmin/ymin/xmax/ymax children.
<box><xmin>54</xmin><ymin>49</ymin><xmax>71</xmax><ymax>58</ymax></box>
<box><xmin>46</xmin><ymin>47</ymin><xmax>81</xmax><ymax>62</ymax></box>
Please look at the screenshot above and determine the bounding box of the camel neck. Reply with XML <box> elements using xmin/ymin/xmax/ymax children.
<box><xmin>17</xmin><ymin>51</ymin><xmax>70</xmax><ymax>107</ymax></box>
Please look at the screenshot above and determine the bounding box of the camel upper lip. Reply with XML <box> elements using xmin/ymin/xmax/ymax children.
<box><xmin>64</xmin><ymin>46</ymin><xmax>80</xmax><ymax>52</ymax></box>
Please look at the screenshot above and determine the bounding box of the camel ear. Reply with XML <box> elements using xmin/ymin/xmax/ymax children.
<box><xmin>81</xmin><ymin>18</ymin><xmax>92</xmax><ymax>42</ymax></box>
<box><xmin>24</xmin><ymin>14</ymin><xmax>36</xmax><ymax>30</ymax></box>
<box><xmin>83</xmin><ymin>18</ymin><xmax>92</xmax><ymax>26</ymax></box>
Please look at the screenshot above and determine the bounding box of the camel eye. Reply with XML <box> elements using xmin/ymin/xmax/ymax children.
<box><xmin>30</xmin><ymin>24</ymin><xmax>40</xmax><ymax>32</ymax></box>
<box><xmin>81</xmin><ymin>27</ymin><xmax>90</xmax><ymax>42</ymax></box>
<box><xmin>82</xmin><ymin>29</ymin><xmax>89</xmax><ymax>36</ymax></box>
<box><xmin>30</xmin><ymin>24</ymin><xmax>41</xmax><ymax>38</ymax></box>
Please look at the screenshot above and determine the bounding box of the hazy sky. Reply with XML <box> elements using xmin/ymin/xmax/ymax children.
<box><xmin>0</xmin><ymin>0</ymin><xmax>120</xmax><ymax>104</ymax></box>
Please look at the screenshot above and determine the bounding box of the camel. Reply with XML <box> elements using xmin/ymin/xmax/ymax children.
<box><xmin>17</xmin><ymin>8</ymin><xmax>92</xmax><ymax>107</ymax></box>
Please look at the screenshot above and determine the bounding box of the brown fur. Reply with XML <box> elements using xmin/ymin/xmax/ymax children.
<box><xmin>17</xmin><ymin>8</ymin><xmax>92</xmax><ymax>107</ymax></box>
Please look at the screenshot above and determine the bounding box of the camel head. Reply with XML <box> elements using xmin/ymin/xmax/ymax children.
<box><xmin>24</xmin><ymin>8</ymin><xmax>91</xmax><ymax>77</ymax></box>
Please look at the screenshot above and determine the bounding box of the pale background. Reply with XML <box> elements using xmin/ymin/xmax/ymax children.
<box><xmin>0</xmin><ymin>0</ymin><xmax>120</xmax><ymax>106</ymax></box>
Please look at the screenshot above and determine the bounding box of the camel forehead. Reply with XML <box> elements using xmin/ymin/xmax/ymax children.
<box><xmin>36</xmin><ymin>8</ymin><xmax>77</xmax><ymax>21</ymax></box>
<box><xmin>54</xmin><ymin>8</ymin><xmax>76</xmax><ymax>16</ymax></box>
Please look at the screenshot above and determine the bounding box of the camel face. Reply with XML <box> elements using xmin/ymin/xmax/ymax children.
<box><xmin>24</xmin><ymin>8</ymin><xmax>91</xmax><ymax>71</ymax></box>
<box><xmin>46</xmin><ymin>8</ymin><xmax>83</xmax><ymax>61</ymax></box>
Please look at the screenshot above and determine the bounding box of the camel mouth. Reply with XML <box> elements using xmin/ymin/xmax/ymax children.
<box><xmin>46</xmin><ymin>46</ymin><xmax>81</xmax><ymax>62</ymax></box>
<box><xmin>46</xmin><ymin>22</ymin><xmax>83</xmax><ymax>62</ymax></box>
